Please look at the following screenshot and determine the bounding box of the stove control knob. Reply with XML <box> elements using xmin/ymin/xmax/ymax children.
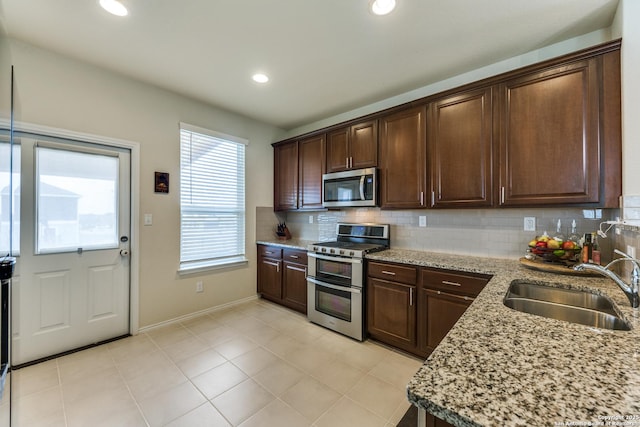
<box><xmin>312</xmin><ymin>246</ymin><xmax>317</xmax><ymax>252</ymax></box>
<box><xmin>339</xmin><ymin>250</ymin><xmax>344</xmax><ymax>255</ymax></box>
<box><xmin>330</xmin><ymin>249</ymin><xmax>335</xmax><ymax>254</ymax></box>
<box><xmin>321</xmin><ymin>248</ymin><xmax>326</xmax><ymax>253</ymax></box>
<box><xmin>350</xmin><ymin>251</ymin><xmax>355</xmax><ymax>256</ymax></box>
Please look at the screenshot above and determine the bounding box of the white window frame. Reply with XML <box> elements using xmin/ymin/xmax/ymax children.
<box><xmin>178</xmin><ymin>123</ymin><xmax>248</xmax><ymax>274</ymax></box>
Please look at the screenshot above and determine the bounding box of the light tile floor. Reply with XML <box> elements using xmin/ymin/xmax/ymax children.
<box><xmin>8</xmin><ymin>298</ymin><xmax>424</xmax><ymax>427</ymax></box>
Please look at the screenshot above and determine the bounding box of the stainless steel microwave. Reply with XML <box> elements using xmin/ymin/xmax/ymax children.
<box><xmin>322</xmin><ymin>168</ymin><xmax>377</xmax><ymax>208</ymax></box>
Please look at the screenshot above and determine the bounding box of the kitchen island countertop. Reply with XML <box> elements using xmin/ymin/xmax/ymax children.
<box><xmin>367</xmin><ymin>248</ymin><xmax>640</xmax><ymax>427</ymax></box>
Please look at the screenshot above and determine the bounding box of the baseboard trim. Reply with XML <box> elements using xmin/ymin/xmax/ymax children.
<box><xmin>138</xmin><ymin>294</ymin><xmax>259</xmax><ymax>333</ymax></box>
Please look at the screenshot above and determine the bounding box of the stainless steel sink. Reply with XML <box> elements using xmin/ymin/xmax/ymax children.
<box><xmin>503</xmin><ymin>281</ymin><xmax>631</xmax><ymax>331</ymax></box>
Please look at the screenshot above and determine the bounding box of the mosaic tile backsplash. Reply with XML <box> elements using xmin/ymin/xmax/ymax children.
<box><xmin>256</xmin><ymin>206</ymin><xmax>623</xmax><ymax>262</ymax></box>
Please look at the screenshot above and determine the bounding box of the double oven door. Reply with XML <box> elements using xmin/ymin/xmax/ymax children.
<box><xmin>307</xmin><ymin>252</ymin><xmax>364</xmax><ymax>341</ymax></box>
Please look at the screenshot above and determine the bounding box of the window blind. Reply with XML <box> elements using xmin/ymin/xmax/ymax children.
<box><xmin>180</xmin><ymin>125</ymin><xmax>246</xmax><ymax>269</ymax></box>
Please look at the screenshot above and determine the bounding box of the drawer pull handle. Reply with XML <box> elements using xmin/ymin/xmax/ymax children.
<box><xmin>442</xmin><ymin>280</ymin><xmax>462</xmax><ymax>287</ymax></box>
<box><xmin>264</xmin><ymin>261</ymin><xmax>280</xmax><ymax>272</ymax></box>
<box><xmin>265</xmin><ymin>251</ymin><xmax>274</xmax><ymax>255</ymax></box>
<box><xmin>286</xmin><ymin>265</ymin><xmax>306</xmax><ymax>273</ymax></box>
<box><xmin>435</xmin><ymin>290</ymin><xmax>473</xmax><ymax>301</ymax></box>
<box><xmin>409</xmin><ymin>288</ymin><xmax>414</xmax><ymax>306</ymax></box>
<box><xmin>289</xmin><ymin>255</ymin><xmax>299</xmax><ymax>259</ymax></box>
<box><xmin>381</xmin><ymin>270</ymin><xmax>396</xmax><ymax>276</ymax></box>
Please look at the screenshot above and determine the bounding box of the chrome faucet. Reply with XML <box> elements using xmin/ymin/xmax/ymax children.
<box><xmin>574</xmin><ymin>249</ymin><xmax>640</xmax><ymax>308</ymax></box>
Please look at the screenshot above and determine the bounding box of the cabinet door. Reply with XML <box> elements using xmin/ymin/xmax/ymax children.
<box><xmin>418</xmin><ymin>288</ymin><xmax>471</xmax><ymax>356</ymax></box>
<box><xmin>350</xmin><ymin>120</ymin><xmax>378</xmax><ymax>170</ymax></box>
<box><xmin>379</xmin><ymin>106</ymin><xmax>427</xmax><ymax>209</ymax></box>
<box><xmin>429</xmin><ymin>87</ymin><xmax>493</xmax><ymax>207</ymax></box>
<box><xmin>274</xmin><ymin>141</ymin><xmax>298</xmax><ymax>211</ymax></box>
<box><xmin>326</xmin><ymin>128</ymin><xmax>350</xmax><ymax>173</ymax></box>
<box><xmin>282</xmin><ymin>262</ymin><xmax>307</xmax><ymax>314</ymax></box>
<box><xmin>498</xmin><ymin>59</ymin><xmax>600</xmax><ymax>206</ymax></box>
<box><xmin>367</xmin><ymin>277</ymin><xmax>416</xmax><ymax>352</ymax></box>
<box><xmin>258</xmin><ymin>257</ymin><xmax>282</xmax><ymax>301</ymax></box>
<box><xmin>426</xmin><ymin>412</ymin><xmax>456</xmax><ymax>427</ymax></box>
<box><xmin>298</xmin><ymin>135</ymin><xmax>326</xmax><ymax>209</ymax></box>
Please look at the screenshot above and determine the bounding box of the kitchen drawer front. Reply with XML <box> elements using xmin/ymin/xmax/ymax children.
<box><xmin>368</xmin><ymin>261</ymin><xmax>418</xmax><ymax>285</ymax></box>
<box><xmin>283</xmin><ymin>249</ymin><xmax>307</xmax><ymax>264</ymax></box>
<box><xmin>259</xmin><ymin>245</ymin><xmax>282</xmax><ymax>259</ymax></box>
<box><xmin>421</xmin><ymin>268</ymin><xmax>490</xmax><ymax>297</ymax></box>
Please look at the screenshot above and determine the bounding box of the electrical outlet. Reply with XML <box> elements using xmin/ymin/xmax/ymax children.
<box><xmin>524</xmin><ymin>217</ymin><xmax>536</xmax><ymax>232</ymax></box>
<box><xmin>196</xmin><ymin>281</ymin><xmax>204</xmax><ymax>293</ymax></box>
<box><xmin>419</xmin><ymin>216</ymin><xmax>427</xmax><ymax>227</ymax></box>
<box><xmin>627</xmin><ymin>245</ymin><xmax>636</xmax><ymax>259</ymax></box>
<box><xmin>309</xmin><ymin>215</ymin><xmax>314</xmax><ymax>224</ymax></box>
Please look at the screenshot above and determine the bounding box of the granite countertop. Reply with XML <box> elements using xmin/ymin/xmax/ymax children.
<box><xmin>256</xmin><ymin>238</ymin><xmax>316</xmax><ymax>251</ymax></box>
<box><xmin>367</xmin><ymin>249</ymin><xmax>640</xmax><ymax>427</ymax></box>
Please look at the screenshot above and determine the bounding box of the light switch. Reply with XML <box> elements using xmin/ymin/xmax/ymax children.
<box><xmin>419</xmin><ymin>216</ymin><xmax>427</xmax><ymax>227</ymax></box>
<box><xmin>144</xmin><ymin>214</ymin><xmax>153</xmax><ymax>226</ymax></box>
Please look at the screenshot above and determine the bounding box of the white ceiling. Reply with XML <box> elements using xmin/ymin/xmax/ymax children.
<box><xmin>0</xmin><ymin>0</ymin><xmax>620</xmax><ymax>130</ymax></box>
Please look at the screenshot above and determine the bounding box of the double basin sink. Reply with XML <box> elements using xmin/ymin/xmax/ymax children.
<box><xmin>504</xmin><ymin>280</ymin><xmax>631</xmax><ymax>331</ymax></box>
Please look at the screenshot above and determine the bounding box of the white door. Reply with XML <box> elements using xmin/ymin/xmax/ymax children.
<box><xmin>13</xmin><ymin>135</ymin><xmax>131</xmax><ymax>365</ymax></box>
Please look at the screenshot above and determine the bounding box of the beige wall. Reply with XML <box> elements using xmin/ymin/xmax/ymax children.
<box><xmin>285</xmin><ymin>29</ymin><xmax>614</xmax><ymax>139</ymax></box>
<box><xmin>2</xmin><ymin>38</ymin><xmax>285</xmax><ymax>328</ymax></box>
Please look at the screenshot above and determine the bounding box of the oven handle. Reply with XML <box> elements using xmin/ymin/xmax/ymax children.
<box><xmin>307</xmin><ymin>277</ymin><xmax>362</xmax><ymax>294</ymax></box>
<box><xmin>307</xmin><ymin>252</ymin><xmax>363</xmax><ymax>264</ymax></box>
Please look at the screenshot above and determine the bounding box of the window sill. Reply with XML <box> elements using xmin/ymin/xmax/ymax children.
<box><xmin>178</xmin><ymin>257</ymin><xmax>248</xmax><ymax>277</ymax></box>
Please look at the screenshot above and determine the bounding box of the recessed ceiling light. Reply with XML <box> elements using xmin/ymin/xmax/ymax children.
<box><xmin>99</xmin><ymin>0</ymin><xmax>128</xmax><ymax>16</ymax></box>
<box><xmin>370</xmin><ymin>0</ymin><xmax>396</xmax><ymax>15</ymax></box>
<box><xmin>252</xmin><ymin>73</ymin><xmax>269</xmax><ymax>83</ymax></box>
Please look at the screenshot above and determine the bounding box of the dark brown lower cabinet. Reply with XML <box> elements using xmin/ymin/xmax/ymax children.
<box><xmin>366</xmin><ymin>261</ymin><xmax>490</xmax><ymax>358</ymax></box>
<box><xmin>426</xmin><ymin>412</ymin><xmax>456</xmax><ymax>427</ymax></box>
<box><xmin>367</xmin><ymin>277</ymin><xmax>417</xmax><ymax>353</ymax></box>
<box><xmin>258</xmin><ymin>247</ymin><xmax>282</xmax><ymax>301</ymax></box>
<box><xmin>418</xmin><ymin>289</ymin><xmax>472</xmax><ymax>357</ymax></box>
<box><xmin>257</xmin><ymin>245</ymin><xmax>308</xmax><ymax>314</ymax></box>
<box><xmin>282</xmin><ymin>260</ymin><xmax>307</xmax><ymax>313</ymax></box>
<box><xmin>417</xmin><ymin>268</ymin><xmax>491</xmax><ymax>358</ymax></box>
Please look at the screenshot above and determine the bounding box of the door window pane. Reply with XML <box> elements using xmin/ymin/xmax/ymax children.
<box><xmin>0</xmin><ymin>141</ymin><xmax>20</xmax><ymax>255</ymax></box>
<box><xmin>36</xmin><ymin>147</ymin><xmax>118</xmax><ymax>253</ymax></box>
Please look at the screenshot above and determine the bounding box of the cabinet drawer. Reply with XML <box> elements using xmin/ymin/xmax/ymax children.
<box><xmin>283</xmin><ymin>249</ymin><xmax>307</xmax><ymax>264</ymax></box>
<box><xmin>368</xmin><ymin>262</ymin><xmax>417</xmax><ymax>285</ymax></box>
<box><xmin>259</xmin><ymin>245</ymin><xmax>282</xmax><ymax>259</ymax></box>
<box><xmin>421</xmin><ymin>268</ymin><xmax>490</xmax><ymax>297</ymax></box>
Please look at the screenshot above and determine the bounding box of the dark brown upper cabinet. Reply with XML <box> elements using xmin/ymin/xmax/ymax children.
<box><xmin>273</xmin><ymin>135</ymin><xmax>326</xmax><ymax>212</ymax></box>
<box><xmin>272</xmin><ymin>41</ymin><xmax>621</xmax><ymax>210</ymax></box>
<box><xmin>273</xmin><ymin>140</ymin><xmax>298</xmax><ymax>211</ymax></box>
<box><xmin>497</xmin><ymin>58</ymin><xmax>601</xmax><ymax>206</ymax></box>
<box><xmin>326</xmin><ymin>120</ymin><xmax>378</xmax><ymax>173</ymax></box>
<box><xmin>428</xmin><ymin>87</ymin><xmax>494</xmax><ymax>208</ymax></box>
<box><xmin>379</xmin><ymin>106</ymin><xmax>427</xmax><ymax>209</ymax></box>
<box><xmin>298</xmin><ymin>134</ymin><xmax>326</xmax><ymax>210</ymax></box>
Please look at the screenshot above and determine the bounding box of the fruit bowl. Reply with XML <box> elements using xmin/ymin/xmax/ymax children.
<box><xmin>526</xmin><ymin>235</ymin><xmax>582</xmax><ymax>264</ymax></box>
<box><xmin>527</xmin><ymin>246</ymin><xmax>582</xmax><ymax>264</ymax></box>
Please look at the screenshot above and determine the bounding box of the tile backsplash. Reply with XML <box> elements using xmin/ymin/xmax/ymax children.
<box><xmin>257</xmin><ymin>206</ymin><xmax>622</xmax><ymax>261</ymax></box>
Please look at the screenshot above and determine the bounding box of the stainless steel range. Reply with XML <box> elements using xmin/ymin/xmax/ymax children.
<box><xmin>307</xmin><ymin>223</ymin><xmax>390</xmax><ymax>341</ymax></box>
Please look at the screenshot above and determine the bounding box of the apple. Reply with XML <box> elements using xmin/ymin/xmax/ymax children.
<box><xmin>536</xmin><ymin>241</ymin><xmax>547</xmax><ymax>248</ymax></box>
<box><xmin>562</xmin><ymin>241</ymin><xmax>576</xmax><ymax>250</ymax></box>
<box><xmin>547</xmin><ymin>239</ymin><xmax>561</xmax><ymax>250</ymax></box>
